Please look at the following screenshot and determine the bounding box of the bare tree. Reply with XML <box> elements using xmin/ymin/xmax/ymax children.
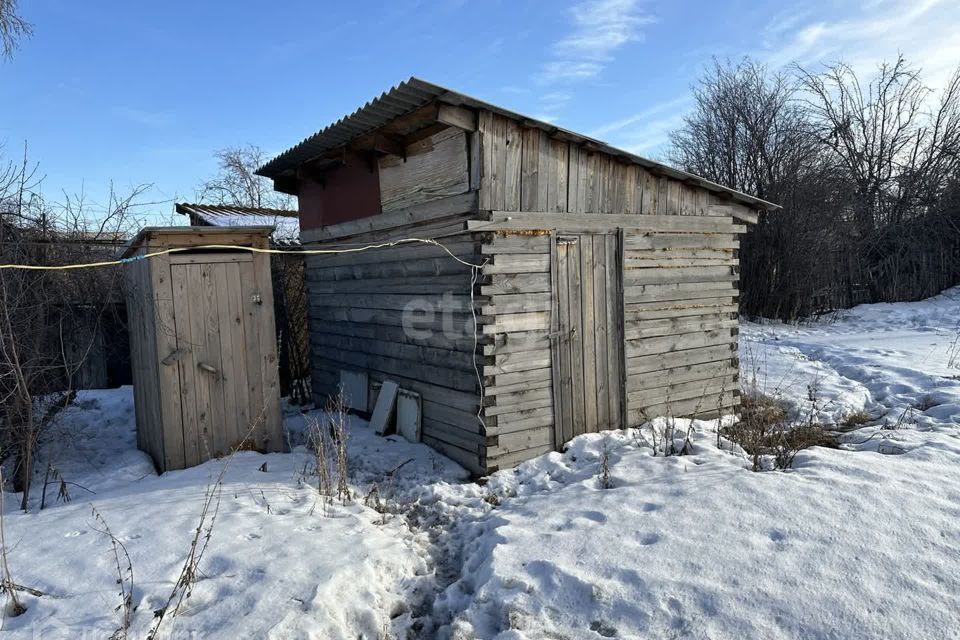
<box><xmin>797</xmin><ymin>56</ymin><xmax>960</xmax><ymax>233</ymax></box>
<box><xmin>196</xmin><ymin>145</ymin><xmax>293</xmax><ymax>210</ymax></box>
<box><xmin>670</xmin><ymin>59</ymin><xmax>846</xmax><ymax>318</ymax></box>
<box><xmin>670</xmin><ymin>56</ymin><xmax>960</xmax><ymax>319</ymax></box>
<box><xmin>0</xmin><ymin>150</ymin><xmax>145</xmax><ymax>510</ymax></box>
<box><xmin>195</xmin><ymin>146</ymin><xmax>309</xmax><ymax>402</ymax></box>
<box><xmin>797</xmin><ymin>57</ymin><xmax>960</xmax><ymax>301</ymax></box>
<box><xmin>0</xmin><ymin>0</ymin><xmax>31</xmax><ymax>60</ymax></box>
<box><xmin>669</xmin><ymin>58</ymin><xmax>814</xmax><ymax>200</ymax></box>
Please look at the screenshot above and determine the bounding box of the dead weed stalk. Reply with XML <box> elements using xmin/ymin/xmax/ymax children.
<box><xmin>90</xmin><ymin>506</ymin><xmax>134</xmax><ymax>640</ymax></box>
<box><xmin>147</xmin><ymin>407</ymin><xmax>265</xmax><ymax>639</ymax></box>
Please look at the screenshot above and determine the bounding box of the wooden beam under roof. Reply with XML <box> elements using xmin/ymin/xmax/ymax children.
<box><xmin>272</xmin><ymin>99</ymin><xmax>478</xmax><ymax>193</ymax></box>
<box><xmin>350</xmin><ymin>132</ymin><xmax>406</xmax><ymax>158</ymax></box>
<box><xmin>436</xmin><ymin>103</ymin><xmax>477</xmax><ymax>131</ymax></box>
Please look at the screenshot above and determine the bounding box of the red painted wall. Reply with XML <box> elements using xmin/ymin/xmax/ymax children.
<box><xmin>297</xmin><ymin>153</ymin><xmax>382</xmax><ymax>230</ymax></box>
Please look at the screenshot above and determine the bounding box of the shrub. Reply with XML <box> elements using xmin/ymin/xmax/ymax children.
<box><xmin>724</xmin><ymin>392</ymin><xmax>836</xmax><ymax>470</ymax></box>
<box><xmin>841</xmin><ymin>410</ymin><xmax>873</xmax><ymax>428</ymax></box>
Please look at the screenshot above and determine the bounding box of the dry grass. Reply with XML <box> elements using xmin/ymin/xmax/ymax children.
<box><xmin>740</xmin><ymin>392</ymin><xmax>789</xmax><ymax>427</ymax></box>
<box><xmin>90</xmin><ymin>506</ymin><xmax>133</xmax><ymax>640</ymax></box>
<box><xmin>841</xmin><ymin>410</ymin><xmax>873</xmax><ymax>428</ymax></box>
<box><xmin>724</xmin><ymin>392</ymin><xmax>837</xmax><ymax>471</ymax></box>
<box><xmin>597</xmin><ymin>439</ymin><xmax>612</xmax><ymax>489</ymax></box>
<box><xmin>0</xmin><ymin>470</ymin><xmax>26</xmax><ymax>618</ymax></box>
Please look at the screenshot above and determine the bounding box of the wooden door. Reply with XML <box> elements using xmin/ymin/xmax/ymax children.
<box><xmin>168</xmin><ymin>254</ymin><xmax>272</xmax><ymax>466</ymax></box>
<box><xmin>552</xmin><ymin>233</ymin><xmax>624</xmax><ymax>446</ymax></box>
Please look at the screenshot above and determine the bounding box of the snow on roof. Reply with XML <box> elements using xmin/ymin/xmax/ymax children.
<box><xmin>174</xmin><ymin>203</ymin><xmax>300</xmax><ymax>245</ymax></box>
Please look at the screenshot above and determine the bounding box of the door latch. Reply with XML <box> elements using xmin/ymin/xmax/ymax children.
<box><xmin>548</xmin><ymin>328</ymin><xmax>577</xmax><ymax>341</ymax></box>
<box><xmin>197</xmin><ymin>362</ymin><xmax>222</xmax><ymax>381</ymax></box>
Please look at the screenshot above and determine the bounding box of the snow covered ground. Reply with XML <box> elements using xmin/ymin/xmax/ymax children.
<box><xmin>3</xmin><ymin>289</ymin><xmax>960</xmax><ymax>639</ymax></box>
<box><xmin>3</xmin><ymin>397</ymin><xmax>469</xmax><ymax>639</ymax></box>
<box><xmin>740</xmin><ymin>286</ymin><xmax>960</xmax><ymax>447</ymax></box>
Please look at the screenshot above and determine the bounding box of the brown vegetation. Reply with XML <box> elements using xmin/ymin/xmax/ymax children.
<box><xmin>1</xmin><ymin>152</ymin><xmax>143</xmax><ymax>510</ymax></box>
<box><xmin>671</xmin><ymin>56</ymin><xmax>960</xmax><ymax>319</ymax></box>
<box><xmin>724</xmin><ymin>392</ymin><xmax>837</xmax><ymax>471</ymax></box>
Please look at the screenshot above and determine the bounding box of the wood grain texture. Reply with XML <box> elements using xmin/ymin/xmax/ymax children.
<box><xmin>379</xmin><ymin>127</ymin><xmax>469</xmax><ymax>211</ymax></box>
<box><xmin>124</xmin><ymin>230</ymin><xmax>281</xmax><ymax>473</ymax></box>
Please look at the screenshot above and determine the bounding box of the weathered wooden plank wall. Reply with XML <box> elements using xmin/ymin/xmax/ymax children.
<box><xmin>479</xmin><ymin>111</ymin><xmax>737</xmax><ymax>218</ymax></box>
<box><xmin>477</xmin><ymin>215</ymin><xmax>742</xmax><ymax>465</ymax></box>
<box><xmin>620</xmin><ymin>226</ymin><xmax>741</xmax><ymax>423</ymax></box>
<box><xmin>379</xmin><ymin>128</ymin><xmax>470</xmax><ymax>212</ymax></box>
<box><xmin>302</xmin><ymin>195</ymin><xmax>488</xmax><ymax>473</ymax></box>
<box><xmin>476</xmin><ymin>231</ymin><xmax>555</xmax><ymax>470</ymax></box>
<box><xmin>125</xmin><ymin>255</ymin><xmax>165</xmax><ymax>467</ymax></box>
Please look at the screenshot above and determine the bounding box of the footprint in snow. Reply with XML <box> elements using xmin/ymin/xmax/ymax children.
<box><xmin>579</xmin><ymin>510</ymin><xmax>607</xmax><ymax>523</ymax></box>
<box><xmin>590</xmin><ymin>620</ymin><xmax>618</xmax><ymax>637</ymax></box>
<box><xmin>639</xmin><ymin>533</ymin><xmax>661</xmax><ymax>546</ymax></box>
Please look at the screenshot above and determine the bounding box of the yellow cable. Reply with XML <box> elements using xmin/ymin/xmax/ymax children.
<box><xmin>0</xmin><ymin>237</ymin><xmax>486</xmax><ymax>270</ymax></box>
<box><xmin>0</xmin><ymin>234</ymin><xmax>491</xmax><ymax>431</ymax></box>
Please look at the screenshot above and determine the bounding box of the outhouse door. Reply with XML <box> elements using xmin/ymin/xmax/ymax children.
<box><xmin>551</xmin><ymin>233</ymin><xmax>625</xmax><ymax>446</ymax></box>
<box><xmin>167</xmin><ymin>254</ymin><xmax>275</xmax><ymax>466</ymax></box>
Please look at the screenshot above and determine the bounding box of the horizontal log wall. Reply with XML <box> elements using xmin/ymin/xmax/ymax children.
<box><xmin>477</xmin><ymin>232</ymin><xmax>556</xmax><ymax>470</ymax></box>
<box><xmin>302</xmin><ymin>198</ymin><xmax>488</xmax><ymax>474</ymax></box>
<box><xmin>621</xmin><ymin>226</ymin><xmax>741</xmax><ymax>424</ymax></box>
<box><xmin>474</xmin><ymin>208</ymin><xmax>745</xmax><ymax>469</ymax></box>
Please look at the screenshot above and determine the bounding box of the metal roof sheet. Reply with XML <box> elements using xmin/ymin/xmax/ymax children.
<box><xmin>257</xmin><ymin>77</ymin><xmax>780</xmax><ymax>211</ymax></box>
<box><xmin>174</xmin><ymin>203</ymin><xmax>300</xmax><ymax>245</ymax></box>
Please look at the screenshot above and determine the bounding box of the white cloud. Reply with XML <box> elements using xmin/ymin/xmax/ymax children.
<box><xmin>537</xmin><ymin>0</ymin><xmax>655</xmax><ymax>85</ymax></box>
<box><xmin>601</xmin><ymin>0</ymin><xmax>960</xmax><ymax>161</ymax></box>
<box><xmin>539</xmin><ymin>60</ymin><xmax>604</xmax><ymax>83</ymax></box>
<box><xmin>555</xmin><ymin>0</ymin><xmax>655</xmax><ymax>61</ymax></box>
<box><xmin>588</xmin><ymin>95</ymin><xmax>690</xmax><ymax>139</ymax></box>
<box><xmin>759</xmin><ymin>0</ymin><xmax>960</xmax><ymax>89</ymax></box>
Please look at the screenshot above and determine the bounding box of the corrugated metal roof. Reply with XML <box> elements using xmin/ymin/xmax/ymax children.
<box><xmin>174</xmin><ymin>203</ymin><xmax>300</xmax><ymax>244</ymax></box>
<box><xmin>257</xmin><ymin>77</ymin><xmax>780</xmax><ymax>211</ymax></box>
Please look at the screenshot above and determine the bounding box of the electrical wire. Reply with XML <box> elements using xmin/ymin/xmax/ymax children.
<box><xmin>0</xmin><ymin>237</ymin><xmax>485</xmax><ymax>270</ymax></box>
<box><xmin>1</xmin><ymin>234</ymin><xmax>490</xmax><ymax>431</ymax></box>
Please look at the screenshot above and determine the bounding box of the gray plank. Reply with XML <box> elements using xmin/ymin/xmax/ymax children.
<box><xmin>580</xmin><ymin>235</ymin><xmax>598</xmax><ymax>433</ymax></box>
<box><xmin>593</xmin><ymin>234</ymin><xmax>610</xmax><ymax>431</ymax></box>
<box><xmin>567</xmin><ymin>236</ymin><xmax>585</xmax><ymax>442</ymax></box>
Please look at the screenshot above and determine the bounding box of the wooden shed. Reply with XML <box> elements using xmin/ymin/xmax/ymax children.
<box><xmin>257</xmin><ymin>78</ymin><xmax>780</xmax><ymax>475</ymax></box>
<box><xmin>122</xmin><ymin>227</ymin><xmax>282</xmax><ymax>472</ymax></box>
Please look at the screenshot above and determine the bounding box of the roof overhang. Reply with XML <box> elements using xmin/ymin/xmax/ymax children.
<box><xmin>257</xmin><ymin>77</ymin><xmax>781</xmax><ymax>213</ymax></box>
<box><xmin>121</xmin><ymin>226</ymin><xmax>275</xmax><ymax>258</ymax></box>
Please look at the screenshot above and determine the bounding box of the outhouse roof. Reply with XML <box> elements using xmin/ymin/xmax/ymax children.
<box><xmin>121</xmin><ymin>226</ymin><xmax>275</xmax><ymax>258</ymax></box>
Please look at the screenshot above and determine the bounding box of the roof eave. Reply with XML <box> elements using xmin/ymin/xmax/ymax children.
<box><xmin>257</xmin><ymin>77</ymin><xmax>782</xmax><ymax>212</ymax></box>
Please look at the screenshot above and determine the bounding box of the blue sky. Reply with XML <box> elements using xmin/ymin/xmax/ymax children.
<box><xmin>2</xmin><ymin>0</ymin><xmax>958</xmax><ymax>225</ymax></box>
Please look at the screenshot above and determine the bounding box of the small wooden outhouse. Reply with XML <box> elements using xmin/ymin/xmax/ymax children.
<box><xmin>257</xmin><ymin>78</ymin><xmax>780</xmax><ymax>474</ymax></box>
<box><xmin>123</xmin><ymin>227</ymin><xmax>282</xmax><ymax>472</ymax></box>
